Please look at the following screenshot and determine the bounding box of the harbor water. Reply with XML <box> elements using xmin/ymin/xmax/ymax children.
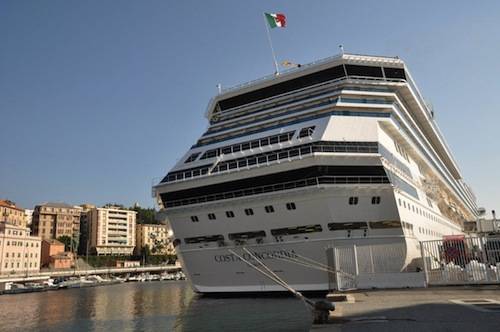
<box><xmin>0</xmin><ymin>280</ymin><xmax>313</xmax><ymax>332</ymax></box>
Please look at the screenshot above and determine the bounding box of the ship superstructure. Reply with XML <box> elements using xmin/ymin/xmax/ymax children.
<box><xmin>153</xmin><ymin>53</ymin><xmax>478</xmax><ymax>293</ymax></box>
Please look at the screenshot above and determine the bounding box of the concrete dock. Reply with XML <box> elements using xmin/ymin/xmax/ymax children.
<box><xmin>312</xmin><ymin>286</ymin><xmax>500</xmax><ymax>331</ymax></box>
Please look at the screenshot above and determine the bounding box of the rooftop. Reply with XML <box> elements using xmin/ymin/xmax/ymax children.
<box><xmin>37</xmin><ymin>202</ymin><xmax>78</xmax><ymax>209</ymax></box>
<box><xmin>0</xmin><ymin>199</ymin><xmax>25</xmax><ymax>211</ymax></box>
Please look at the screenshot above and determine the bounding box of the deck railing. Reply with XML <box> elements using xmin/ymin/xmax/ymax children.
<box><xmin>164</xmin><ymin>175</ymin><xmax>390</xmax><ymax>208</ymax></box>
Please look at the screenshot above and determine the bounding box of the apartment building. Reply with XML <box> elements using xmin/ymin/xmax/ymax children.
<box><xmin>0</xmin><ymin>200</ymin><xmax>27</xmax><ymax>228</ymax></box>
<box><xmin>136</xmin><ymin>223</ymin><xmax>174</xmax><ymax>255</ymax></box>
<box><xmin>0</xmin><ymin>222</ymin><xmax>41</xmax><ymax>275</ymax></box>
<box><xmin>88</xmin><ymin>206</ymin><xmax>136</xmax><ymax>255</ymax></box>
<box><xmin>32</xmin><ymin>203</ymin><xmax>82</xmax><ymax>243</ymax></box>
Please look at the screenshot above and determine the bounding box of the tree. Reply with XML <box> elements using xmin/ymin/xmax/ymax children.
<box><xmin>57</xmin><ymin>235</ymin><xmax>76</xmax><ymax>251</ymax></box>
<box><xmin>141</xmin><ymin>244</ymin><xmax>151</xmax><ymax>265</ymax></box>
<box><xmin>130</xmin><ymin>206</ymin><xmax>157</xmax><ymax>224</ymax></box>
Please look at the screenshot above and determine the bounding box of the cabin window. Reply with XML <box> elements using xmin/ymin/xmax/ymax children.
<box><xmin>208</xmin><ymin>213</ymin><xmax>216</xmax><ymax>220</ymax></box>
<box><xmin>371</xmin><ymin>196</ymin><xmax>381</xmax><ymax>205</ymax></box>
<box><xmin>184</xmin><ymin>152</ymin><xmax>200</xmax><ymax>163</ymax></box>
<box><xmin>348</xmin><ymin>197</ymin><xmax>359</xmax><ymax>205</ymax></box>
<box><xmin>201</xmin><ymin>149</ymin><xmax>218</xmax><ymax>159</ymax></box>
<box><xmin>250</xmin><ymin>140</ymin><xmax>260</xmax><ymax>149</ymax></box>
<box><xmin>383</xmin><ymin>67</ymin><xmax>406</xmax><ymax>80</ymax></box>
<box><xmin>264</xmin><ymin>205</ymin><xmax>275</xmax><ymax>213</ymax></box>
<box><xmin>190</xmin><ymin>216</ymin><xmax>199</xmax><ymax>222</ymax></box>
<box><xmin>256</xmin><ymin>138</ymin><xmax>267</xmax><ymax>147</ymax></box>
<box><xmin>225</xmin><ymin>211</ymin><xmax>235</xmax><ymax>218</ymax></box>
<box><xmin>278</xmin><ymin>134</ymin><xmax>289</xmax><ymax>143</ymax></box>
<box><xmin>286</xmin><ymin>202</ymin><xmax>296</xmax><ymax>210</ymax></box>
<box><xmin>345</xmin><ymin>64</ymin><xmax>383</xmax><ymax>78</ymax></box>
<box><xmin>244</xmin><ymin>208</ymin><xmax>254</xmax><ymax>216</ymax></box>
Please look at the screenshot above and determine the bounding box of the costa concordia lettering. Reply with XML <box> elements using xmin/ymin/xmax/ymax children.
<box><xmin>153</xmin><ymin>53</ymin><xmax>478</xmax><ymax>293</ymax></box>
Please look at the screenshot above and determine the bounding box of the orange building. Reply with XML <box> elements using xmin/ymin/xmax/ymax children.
<box><xmin>41</xmin><ymin>239</ymin><xmax>65</xmax><ymax>267</ymax></box>
<box><xmin>0</xmin><ymin>200</ymin><xmax>27</xmax><ymax>228</ymax></box>
<box><xmin>49</xmin><ymin>252</ymin><xmax>74</xmax><ymax>269</ymax></box>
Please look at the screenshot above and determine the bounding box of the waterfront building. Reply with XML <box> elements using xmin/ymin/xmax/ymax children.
<box><xmin>136</xmin><ymin>223</ymin><xmax>175</xmax><ymax>255</ymax></box>
<box><xmin>32</xmin><ymin>203</ymin><xmax>82</xmax><ymax>245</ymax></box>
<box><xmin>0</xmin><ymin>200</ymin><xmax>27</xmax><ymax>228</ymax></box>
<box><xmin>24</xmin><ymin>209</ymin><xmax>33</xmax><ymax>227</ymax></box>
<box><xmin>115</xmin><ymin>260</ymin><xmax>140</xmax><ymax>268</ymax></box>
<box><xmin>0</xmin><ymin>222</ymin><xmax>41</xmax><ymax>275</ymax></box>
<box><xmin>78</xmin><ymin>204</ymin><xmax>95</xmax><ymax>255</ymax></box>
<box><xmin>153</xmin><ymin>53</ymin><xmax>479</xmax><ymax>293</ymax></box>
<box><xmin>41</xmin><ymin>239</ymin><xmax>65</xmax><ymax>267</ymax></box>
<box><xmin>88</xmin><ymin>206</ymin><xmax>136</xmax><ymax>255</ymax></box>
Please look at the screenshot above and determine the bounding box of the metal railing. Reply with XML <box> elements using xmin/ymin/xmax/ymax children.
<box><xmin>165</xmin><ymin>175</ymin><xmax>389</xmax><ymax>208</ymax></box>
<box><xmin>421</xmin><ymin>236</ymin><xmax>500</xmax><ymax>285</ymax></box>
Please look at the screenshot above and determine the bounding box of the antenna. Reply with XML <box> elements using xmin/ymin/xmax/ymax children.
<box><xmin>216</xmin><ymin>83</ymin><xmax>222</xmax><ymax>94</ymax></box>
<box><xmin>339</xmin><ymin>44</ymin><xmax>344</xmax><ymax>55</ymax></box>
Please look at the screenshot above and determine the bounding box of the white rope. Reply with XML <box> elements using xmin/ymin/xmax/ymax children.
<box><xmin>229</xmin><ymin>248</ymin><xmax>314</xmax><ymax>308</ymax></box>
<box><xmin>274</xmin><ymin>251</ymin><xmax>356</xmax><ymax>279</ymax></box>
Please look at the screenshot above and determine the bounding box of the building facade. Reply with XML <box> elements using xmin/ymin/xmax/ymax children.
<box><xmin>0</xmin><ymin>222</ymin><xmax>41</xmax><ymax>275</ymax></box>
<box><xmin>136</xmin><ymin>223</ymin><xmax>174</xmax><ymax>255</ymax></box>
<box><xmin>32</xmin><ymin>203</ymin><xmax>82</xmax><ymax>244</ymax></box>
<box><xmin>0</xmin><ymin>200</ymin><xmax>27</xmax><ymax>228</ymax></box>
<box><xmin>40</xmin><ymin>239</ymin><xmax>65</xmax><ymax>267</ymax></box>
<box><xmin>24</xmin><ymin>209</ymin><xmax>33</xmax><ymax>227</ymax></box>
<box><xmin>78</xmin><ymin>204</ymin><xmax>95</xmax><ymax>255</ymax></box>
<box><xmin>88</xmin><ymin>206</ymin><xmax>136</xmax><ymax>255</ymax></box>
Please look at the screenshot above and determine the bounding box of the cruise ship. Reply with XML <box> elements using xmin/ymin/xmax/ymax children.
<box><xmin>153</xmin><ymin>53</ymin><xmax>478</xmax><ymax>293</ymax></box>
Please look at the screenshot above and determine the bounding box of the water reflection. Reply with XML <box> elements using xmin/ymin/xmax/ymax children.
<box><xmin>0</xmin><ymin>281</ymin><xmax>311</xmax><ymax>332</ymax></box>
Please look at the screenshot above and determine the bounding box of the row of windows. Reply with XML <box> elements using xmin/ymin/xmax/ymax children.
<box><xmin>190</xmin><ymin>202</ymin><xmax>297</xmax><ymax>222</ymax></box>
<box><xmin>418</xmin><ymin>226</ymin><xmax>441</xmax><ymax>238</ymax></box>
<box><xmin>4</xmin><ymin>252</ymin><xmax>38</xmax><ymax>258</ymax></box>
<box><xmin>216</xmin><ymin>64</ymin><xmax>405</xmax><ymax>112</ymax></box>
<box><xmin>196</xmin><ymin>105</ymin><xmax>390</xmax><ymax>147</ymax></box>
<box><xmin>398</xmin><ymin>197</ymin><xmax>446</xmax><ymax>226</ymax></box>
<box><xmin>328</xmin><ymin>220</ymin><xmax>401</xmax><ymax>230</ymax></box>
<box><xmin>198</xmin><ymin>131</ymin><xmax>296</xmax><ymax>161</ymax></box>
<box><xmin>166</xmin><ymin>176</ymin><xmax>389</xmax><ymax>208</ymax></box>
<box><xmin>207</xmin><ymin>83</ymin><xmax>392</xmax><ymax>137</ymax></box>
<box><xmin>3</xmin><ymin>241</ymin><xmax>39</xmax><ymax>247</ymax></box>
<box><xmin>348</xmin><ymin>196</ymin><xmax>381</xmax><ymax>205</ymax></box>
<box><xmin>162</xmin><ymin>165</ymin><xmax>389</xmax><ymax>208</ymax></box>
<box><xmin>4</xmin><ymin>262</ymin><xmax>38</xmax><ymax>269</ymax></box>
<box><xmin>164</xmin><ymin>142</ymin><xmax>379</xmax><ymax>184</ymax></box>
<box><xmin>402</xmin><ymin>220</ymin><xmax>441</xmax><ymax>238</ymax></box>
<box><xmin>210</xmin><ymin>141</ymin><xmax>378</xmax><ymax>175</ymax></box>
<box><xmin>183</xmin><ymin>220</ymin><xmax>402</xmax><ymax>244</ymax></box>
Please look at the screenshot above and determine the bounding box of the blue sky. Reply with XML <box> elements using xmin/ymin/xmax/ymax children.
<box><xmin>1</xmin><ymin>1</ymin><xmax>499</xmax><ymax>215</ymax></box>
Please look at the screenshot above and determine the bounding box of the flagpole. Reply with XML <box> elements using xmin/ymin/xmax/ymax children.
<box><xmin>263</xmin><ymin>13</ymin><xmax>280</xmax><ymax>75</ymax></box>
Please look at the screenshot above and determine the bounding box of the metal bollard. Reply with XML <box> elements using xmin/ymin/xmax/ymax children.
<box><xmin>313</xmin><ymin>300</ymin><xmax>335</xmax><ymax>324</ymax></box>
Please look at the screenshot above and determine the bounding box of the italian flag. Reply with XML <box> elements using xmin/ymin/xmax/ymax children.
<box><xmin>265</xmin><ymin>13</ymin><xmax>286</xmax><ymax>28</ymax></box>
